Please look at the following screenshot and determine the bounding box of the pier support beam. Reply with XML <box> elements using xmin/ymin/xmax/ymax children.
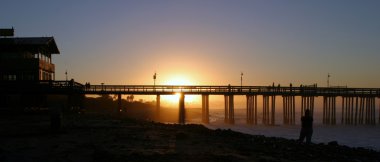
<box><xmin>246</xmin><ymin>95</ymin><xmax>258</xmax><ymax>125</ymax></box>
<box><xmin>202</xmin><ymin>94</ymin><xmax>209</xmax><ymax>124</ymax></box>
<box><xmin>179</xmin><ymin>93</ymin><xmax>185</xmax><ymax>124</ymax></box>
<box><xmin>224</xmin><ymin>95</ymin><xmax>234</xmax><ymax>124</ymax></box>
<box><xmin>117</xmin><ymin>94</ymin><xmax>122</xmax><ymax>113</ymax></box>
<box><xmin>323</xmin><ymin>96</ymin><xmax>336</xmax><ymax>125</ymax></box>
<box><xmin>343</xmin><ymin>97</ymin><xmax>376</xmax><ymax>125</ymax></box>
<box><xmin>370</xmin><ymin>97</ymin><xmax>376</xmax><ymax>125</ymax></box>
<box><xmin>156</xmin><ymin>95</ymin><xmax>160</xmax><ymax>120</ymax></box>
<box><xmin>359</xmin><ymin>97</ymin><xmax>364</xmax><ymax>124</ymax></box>
<box><xmin>355</xmin><ymin>97</ymin><xmax>359</xmax><ymax>125</ymax></box>
<box><xmin>263</xmin><ymin>95</ymin><xmax>275</xmax><ymax>125</ymax></box>
<box><xmin>301</xmin><ymin>96</ymin><xmax>314</xmax><ymax>117</ymax></box>
<box><xmin>283</xmin><ymin>95</ymin><xmax>295</xmax><ymax>125</ymax></box>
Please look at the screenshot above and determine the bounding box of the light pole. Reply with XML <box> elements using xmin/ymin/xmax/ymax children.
<box><xmin>153</xmin><ymin>72</ymin><xmax>157</xmax><ymax>86</ymax></box>
<box><xmin>65</xmin><ymin>70</ymin><xmax>68</xmax><ymax>81</ymax></box>
<box><xmin>240</xmin><ymin>72</ymin><xmax>243</xmax><ymax>88</ymax></box>
<box><xmin>327</xmin><ymin>73</ymin><xmax>331</xmax><ymax>87</ymax></box>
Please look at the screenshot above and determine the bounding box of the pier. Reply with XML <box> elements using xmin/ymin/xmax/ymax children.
<box><xmin>1</xmin><ymin>29</ymin><xmax>379</xmax><ymax>126</ymax></box>
<box><xmin>2</xmin><ymin>81</ymin><xmax>380</xmax><ymax>125</ymax></box>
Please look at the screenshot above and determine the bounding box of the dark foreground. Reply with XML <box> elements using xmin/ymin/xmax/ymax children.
<box><xmin>0</xmin><ymin>113</ymin><xmax>379</xmax><ymax>162</ymax></box>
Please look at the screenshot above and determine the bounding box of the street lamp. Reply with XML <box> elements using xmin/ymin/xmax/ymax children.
<box><xmin>65</xmin><ymin>70</ymin><xmax>68</xmax><ymax>81</ymax></box>
<box><xmin>327</xmin><ymin>73</ymin><xmax>331</xmax><ymax>87</ymax></box>
<box><xmin>240</xmin><ymin>72</ymin><xmax>243</xmax><ymax>88</ymax></box>
<box><xmin>153</xmin><ymin>72</ymin><xmax>157</xmax><ymax>86</ymax></box>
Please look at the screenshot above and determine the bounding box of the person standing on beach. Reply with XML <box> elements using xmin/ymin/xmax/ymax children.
<box><xmin>299</xmin><ymin>109</ymin><xmax>313</xmax><ymax>144</ymax></box>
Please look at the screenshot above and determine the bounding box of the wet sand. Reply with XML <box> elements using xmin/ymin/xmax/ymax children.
<box><xmin>0</xmin><ymin>113</ymin><xmax>379</xmax><ymax>162</ymax></box>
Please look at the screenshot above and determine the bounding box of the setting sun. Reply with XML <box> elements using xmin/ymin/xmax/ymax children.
<box><xmin>164</xmin><ymin>75</ymin><xmax>193</xmax><ymax>85</ymax></box>
<box><xmin>161</xmin><ymin>76</ymin><xmax>198</xmax><ymax>104</ymax></box>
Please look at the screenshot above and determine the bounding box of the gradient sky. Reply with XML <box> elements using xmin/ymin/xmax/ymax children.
<box><xmin>2</xmin><ymin>0</ymin><xmax>380</xmax><ymax>87</ymax></box>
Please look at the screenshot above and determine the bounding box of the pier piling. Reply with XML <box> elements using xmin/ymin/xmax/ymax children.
<box><xmin>202</xmin><ymin>94</ymin><xmax>209</xmax><ymax>123</ymax></box>
<box><xmin>179</xmin><ymin>93</ymin><xmax>185</xmax><ymax>124</ymax></box>
<box><xmin>283</xmin><ymin>95</ymin><xmax>295</xmax><ymax>125</ymax></box>
<box><xmin>156</xmin><ymin>95</ymin><xmax>160</xmax><ymax>120</ymax></box>
<box><xmin>224</xmin><ymin>95</ymin><xmax>234</xmax><ymax>124</ymax></box>
<box><xmin>117</xmin><ymin>94</ymin><xmax>122</xmax><ymax>113</ymax></box>
<box><xmin>263</xmin><ymin>95</ymin><xmax>275</xmax><ymax>125</ymax></box>
<box><xmin>323</xmin><ymin>96</ymin><xmax>336</xmax><ymax>125</ymax></box>
<box><xmin>246</xmin><ymin>95</ymin><xmax>258</xmax><ymax>125</ymax></box>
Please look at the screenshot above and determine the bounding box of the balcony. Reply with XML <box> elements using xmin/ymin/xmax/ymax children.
<box><xmin>39</xmin><ymin>60</ymin><xmax>55</xmax><ymax>72</ymax></box>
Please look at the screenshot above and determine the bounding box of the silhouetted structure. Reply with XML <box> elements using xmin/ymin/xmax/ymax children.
<box><xmin>1</xmin><ymin>29</ymin><xmax>379</xmax><ymax>125</ymax></box>
<box><xmin>80</xmin><ymin>84</ymin><xmax>379</xmax><ymax>125</ymax></box>
<box><xmin>0</xmin><ymin>28</ymin><xmax>83</xmax><ymax>112</ymax></box>
<box><xmin>0</xmin><ymin>28</ymin><xmax>59</xmax><ymax>81</ymax></box>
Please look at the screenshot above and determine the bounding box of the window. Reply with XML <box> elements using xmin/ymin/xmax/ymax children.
<box><xmin>3</xmin><ymin>74</ymin><xmax>16</xmax><ymax>81</ymax></box>
<box><xmin>10</xmin><ymin>75</ymin><xmax>16</xmax><ymax>80</ymax></box>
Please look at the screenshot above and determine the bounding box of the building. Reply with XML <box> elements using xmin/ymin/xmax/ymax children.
<box><xmin>0</xmin><ymin>28</ymin><xmax>59</xmax><ymax>81</ymax></box>
<box><xmin>0</xmin><ymin>28</ymin><xmax>83</xmax><ymax>112</ymax></box>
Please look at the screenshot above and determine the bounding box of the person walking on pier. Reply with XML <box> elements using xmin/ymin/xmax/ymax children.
<box><xmin>298</xmin><ymin>109</ymin><xmax>313</xmax><ymax>144</ymax></box>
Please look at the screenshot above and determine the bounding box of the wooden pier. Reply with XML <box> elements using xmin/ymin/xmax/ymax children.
<box><xmin>2</xmin><ymin>81</ymin><xmax>380</xmax><ymax>125</ymax></box>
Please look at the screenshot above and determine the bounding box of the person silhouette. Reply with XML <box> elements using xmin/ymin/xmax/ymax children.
<box><xmin>298</xmin><ymin>109</ymin><xmax>313</xmax><ymax>144</ymax></box>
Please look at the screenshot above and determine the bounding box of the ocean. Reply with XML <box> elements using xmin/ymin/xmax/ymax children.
<box><xmin>185</xmin><ymin>108</ymin><xmax>380</xmax><ymax>150</ymax></box>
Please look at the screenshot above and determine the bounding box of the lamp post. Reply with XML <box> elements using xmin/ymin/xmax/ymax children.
<box><xmin>153</xmin><ymin>72</ymin><xmax>157</xmax><ymax>86</ymax></box>
<box><xmin>327</xmin><ymin>73</ymin><xmax>331</xmax><ymax>87</ymax></box>
<box><xmin>240</xmin><ymin>72</ymin><xmax>243</xmax><ymax>89</ymax></box>
<box><xmin>65</xmin><ymin>70</ymin><xmax>68</xmax><ymax>81</ymax></box>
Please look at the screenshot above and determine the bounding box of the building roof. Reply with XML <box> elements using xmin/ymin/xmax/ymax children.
<box><xmin>0</xmin><ymin>37</ymin><xmax>60</xmax><ymax>54</ymax></box>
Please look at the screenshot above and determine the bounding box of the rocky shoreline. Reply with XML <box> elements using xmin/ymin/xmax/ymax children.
<box><xmin>0</xmin><ymin>113</ymin><xmax>379</xmax><ymax>162</ymax></box>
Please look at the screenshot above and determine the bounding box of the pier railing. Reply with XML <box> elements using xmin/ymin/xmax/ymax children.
<box><xmin>84</xmin><ymin>84</ymin><xmax>380</xmax><ymax>96</ymax></box>
<box><xmin>1</xmin><ymin>81</ymin><xmax>380</xmax><ymax>97</ymax></box>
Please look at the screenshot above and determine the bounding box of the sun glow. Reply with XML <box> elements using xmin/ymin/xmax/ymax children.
<box><xmin>161</xmin><ymin>93</ymin><xmax>197</xmax><ymax>105</ymax></box>
<box><xmin>164</xmin><ymin>76</ymin><xmax>193</xmax><ymax>85</ymax></box>
<box><xmin>161</xmin><ymin>76</ymin><xmax>197</xmax><ymax>104</ymax></box>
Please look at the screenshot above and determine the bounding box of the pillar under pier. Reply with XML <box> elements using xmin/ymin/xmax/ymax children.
<box><xmin>246</xmin><ymin>95</ymin><xmax>258</xmax><ymax>125</ymax></box>
<box><xmin>117</xmin><ymin>94</ymin><xmax>122</xmax><ymax>113</ymax></box>
<box><xmin>283</xmin><ymin>95</ymin><xmax>295</xmax><ymax>125</ymax></box>
<box><xmin>179</xmin><ymin>93</ymin><xmax>185</xmax><ymax>124</ymax></box>
<box><xmin>202</xmin><ymin>94</ymin><xmax>209</xmax><ymax>124</ymax></box>
<box><xmin>343</xmin><ymin>97</ymin><xmax>376</xmax><ymax>125</ymax></box>
<box><xmin>323</xmin><ymin>96</ymin><xmax>336</xmax><ymax>125</ymax></box>
<box><xmin>156</xmin><ymin>95</ymin><xmax>160</xmax><ymax>120</ymax></box>
<box><xmin>263</xmin><ymin>95</ymin><xmax>275</xmax><ymax>125</ymax></box>
<box><xmin>224</xmin><ymin>95</ymin><xmax>234</xmax><ymax>124</ymax></box>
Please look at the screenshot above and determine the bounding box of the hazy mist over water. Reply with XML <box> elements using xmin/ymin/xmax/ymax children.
<box><xmin>182</xmin><ymin>108</ymin><xmax>380</xmax><ymax>150</ymax></box>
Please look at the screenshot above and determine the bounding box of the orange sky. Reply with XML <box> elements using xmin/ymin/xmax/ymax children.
<box><xmin>2</xmin><ymin>1</ymin><xmax>380</xmax><ymax>88</ymax></box>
